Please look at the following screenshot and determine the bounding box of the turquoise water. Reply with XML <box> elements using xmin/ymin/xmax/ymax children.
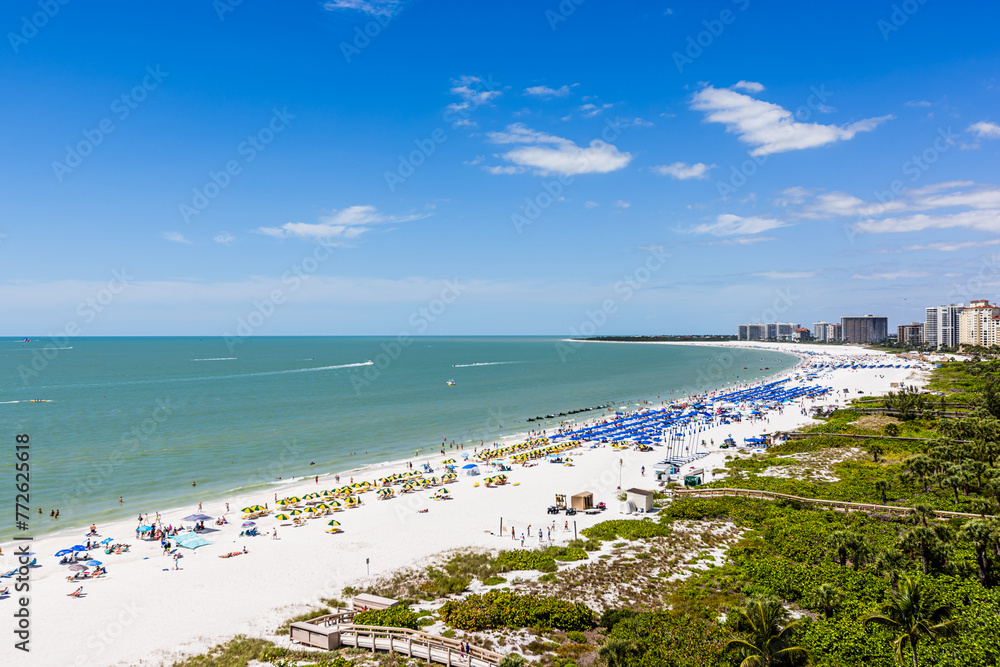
<box><xmin>0</xmin><ymin>337</ymin><xmax>797</xmax><ymax>540</ymax></box>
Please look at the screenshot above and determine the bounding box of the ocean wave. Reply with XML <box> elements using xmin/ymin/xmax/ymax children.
<box><xmin>0</xmin><ymin>400</ymin><xmax>21</xmax><ymax>404</ymax></box>
<box><xmin>451</xmin><ymin>361</ymin><xmax>524</xmax><ymax>368</ymax></box>
<box><xmin>191</xmin><ymin>357</ymin><xmax>237</xmax><ymax>361</ymax></box>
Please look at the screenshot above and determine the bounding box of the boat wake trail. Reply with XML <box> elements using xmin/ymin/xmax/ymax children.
<box><xmin>53</xmin><ymin>361</ymin><xmax>376</xmax><ymax>389</ymax></box>
<box><xmin>191</xmin><ymin>357</ymin><xmax>237</xmax><ymax>361</ymax></box>
<box><xmin>451</xmin><ymin>361</ymin><xmax>524</xmax><ymax>368</ymax></box>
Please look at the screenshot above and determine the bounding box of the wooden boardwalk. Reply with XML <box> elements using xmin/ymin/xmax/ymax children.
<box><xmin>670</xmin><ymin>487</ymin><xmax>986</xmax><ymax>521</ymax></box>
<box><xmin>339</xmin><ymin>625</ymin><xmax>503</xmax><ymax>667</ymax></box>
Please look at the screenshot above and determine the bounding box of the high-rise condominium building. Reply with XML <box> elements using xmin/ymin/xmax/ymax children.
<box><xmin>813</xmin><ymin>321</ymin><xmax>842</xmax><ymax>343</ymax></box>
<box><xmin>840</xmin><ymin>315</ymin><xmax>889</xmax><ymax>344</ymax></box>
<box><xmin>958</xmin><ymin>300</ymin><xmax>1000</xmax><ymax>346</ymax></box>
<box><xmin>924</xmin><ymin>303</ymin><xmax>965</xmax><ymax>348</ymax></box>
<box><xmin>897</xmin><ymin>322</ymin><xmax>924</xmax><ymax>346</ymax></box>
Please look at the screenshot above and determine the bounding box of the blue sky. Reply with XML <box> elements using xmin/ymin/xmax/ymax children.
<box><xmin>2</xmin><ymin>0</ymin><xmax>1000</xmax><ymax>336</ymax></box>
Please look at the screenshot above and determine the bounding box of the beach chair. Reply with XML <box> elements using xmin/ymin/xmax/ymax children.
<box><xmin>67</xmin><ymin>587</ymin><xmax>83</xmax><ymax>598</ymax></box>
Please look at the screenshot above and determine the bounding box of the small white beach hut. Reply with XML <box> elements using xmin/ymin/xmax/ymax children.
<box><xmin>624</xmin><ymin>488</ymin><xmax>655</xmax><ymax>513</ymax></box>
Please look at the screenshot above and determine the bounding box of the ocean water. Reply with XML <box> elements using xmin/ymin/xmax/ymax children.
<box><xmin>0</xmin><ymin>337</ymin><xmax>797</xmax><ymax>539</ymax></box>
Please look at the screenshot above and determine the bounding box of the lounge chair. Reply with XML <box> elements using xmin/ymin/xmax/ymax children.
<box><xmin>67</xmin><ymin>587</ymin><xmax>83</xmax><ymax>598</ymax></box>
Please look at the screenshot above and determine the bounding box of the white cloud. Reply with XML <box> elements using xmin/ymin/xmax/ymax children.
<box><xmin>652</xmin><ymin>161</ymin><xmax>713</xmax><ymax>180</ymax></box>
<box><xmin>904</xmin><ymin>100</ymin><xmax>932</xmax><ymax>107</ymax></box>
<box><xmin>258</xmin><ymin>205</ymin><xmax>428</xmax><ymax>240</ymax></box>
<box><xmin>968</xmin><ymin>121</ymin><xmax>1000</xmax><ymax>139</ymax></box>
<box><xmin>710</xmin><ymin>235</ymin><xmax>776</xmax><ymax>246</ymax></box>
<box><xmin>579</xmin><ymin>103</ymin><xmax>613</xmax><ymax>117</ymax></box>
<box><xmin>905</xmin><ymin>239</ymin><xmax>1000</xmax><ymax>252</ymax></box>
<box><xmin>852</xmin><ymin>270</ymin><xmax>930</xmax><ymax>280</ymax></box>
<box><xmin>524</xmin><ymin>85</ymin><xmax>573</xmax><ymax>98</ymax></box>
<box><xmin>753</xmin><ymin>270</ymin><xmax>816</xmax><ymax>279</ymax></box>
<box><xmin>487</xmin><ymin>124</ymin><xmax>566</xmax><ymax>145</ymax></box>
<box><xmin>732</xmin><ymin>81</ymin><xmax>765</xmax><ymax>93</ymax></box>
<box><xmin>323</xmin><ymin>0</ymin><xmax>402</xmax><ymax>16</ymax></box>
<box><xmin>690</xmin><ymin>214</ymin><xmax>787</xmax><ymax>237</ymax></box>
<box><xmin>486</xmin><ymin>123</ymin><xmax>632</xmax><ymax>176</ymax></box>
<box><xmin>584</xmin><ymin>201</ymin><xmax>599</xmax><ymax>208</ymax></box>
<box><xmin>854</xmin><ymin>209</ymin><xmax>1000</xmax><ymax>234</ymax></box>
<box><xmin>780</xmin><ymin>182</ymin><xmax>1000</xmax><ymax>238</ymax></box>
<box><xmin>615</xmin><ymin>200</ymin><xmax>631</xmax><ymax>209</ymax></box>
<box><xmin>483</xmin><ymin>165</ymin><xmax>525</xmax><ymax>175</ymax></box>
<box><xmin>691</xmin><ymin>84</ymin><xmax>892</xmax><ymax>156</ymax></box>
<box><xmin>163</xmin><ymin>231</ymin><xmax>193</xmax><ymax>245</ymax></box>
<box><xmin>447</xmin><ymin>75</ymin><xmax>502</xmax><ymax>118</ymax></box>
<box><xmin>214</xmin><ymin>232</ymin><xmax>235</xmax><ymax>245</ymax></box>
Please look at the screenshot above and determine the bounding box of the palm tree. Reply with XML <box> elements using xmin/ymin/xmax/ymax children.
<box><xmin>865</xmin><ymin>576</ymin><xmax>956</xmax><ymax>667</ymax></box>
<box><xmin>873</xmin><ymin>549</ymin><xmax>909</xmax><ymax>590</ymax></box>
<box><xmin>827</xmin><ymin>530</ymin><xmax>858</xmax><ymax>568</ymax></box>
<box><xmin>725</xmin><ymin>598</ymin><xmax>810</xmax><ymax>666</ymax></box>
<box><xmin>808</xmin><ymin>583</ymin><xmax>842</xmax><ymax>619</ymax></box>
<box><xmin>959</xmin><ymin>518</ymin><xmax>997</xmax><ymax>586</ymax></box>
<box><xmin>875</xmin><ymin>480</ymin><xmax>890</xmax><ymax>504</ymax></box>
<box><xmin>910</xmin><ymin>504</ymin><xmax>937</xmax><ymax>527</ymax></box>
<box><xmin>598</xmin><ymin>639</ymin><xmax>636</xmax><ymax>667</ymax></box>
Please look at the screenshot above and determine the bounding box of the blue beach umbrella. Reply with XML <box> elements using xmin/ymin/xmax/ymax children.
<box><xmin>100</xmin><ymin>538</ymin><xmax>113</xmax><ymax>544</ymax></box>
<box><xmin>83</xmin><ymin>560</ymin><xmax>103</xmax><ymax>567</ymax></box>
<box><xmin>55</xmin><ymin>549</ymin><xmax>72</xmax><ymax>557</ymax></box>
<box><xmin>71</xmin><ymin>545</ymin><xmax>88</xmax><ymax>551</ymax></box>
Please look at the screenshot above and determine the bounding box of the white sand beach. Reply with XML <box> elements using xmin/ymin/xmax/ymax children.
<box><xmin>2</xmin><ymin>342</ymin><xmax>937</xmax><ymax>667</ymax></box>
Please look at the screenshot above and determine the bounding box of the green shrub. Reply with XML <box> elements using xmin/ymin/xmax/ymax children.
<box><xmin>599</xmin><ymin>608</ymin><xmax>637</xmax><ymax>630</ymax></box>
<box><xmin>483</xmin><ymin>576</ymin><xmax>507</xmax><ymax>586</ymax></box>
<box><xmin>582</xmin><ymin>519</ymin><xmax>672</xmax><ymax>542</ymax></box>
<box><xmin>352</xmin><ymin>606</ymin><xmax>421</xmax><ymax>630</ymax></box>
<box><xmin>496</xmin><ymin>550</ymin><xmax>558</xmax><ymax>572</ymax></box>
<box><xmin>438</xmin><ymin>590</ymin><xmax>593</xmax><ymax>632</ymax></box>
<box><xmin>565</xmin><ymin>630</ymin><xmax>587</xmax><ymax>644</ymax></box>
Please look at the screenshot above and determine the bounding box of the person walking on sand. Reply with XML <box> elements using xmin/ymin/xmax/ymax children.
<box><xmin>272</xmin><ymin>528</ymin><xmax>278</xmax><ymax>540</ymax></box>
<box><xmin>511</xmin><ymin>526</ymin><xmax>515</xmax><ymax>540</ymax></box>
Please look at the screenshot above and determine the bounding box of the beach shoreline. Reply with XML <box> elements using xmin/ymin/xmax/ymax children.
<box><xmin>4</xmin><ymin>341</ymin><xmax>933</xmax><ymax>667</ymax></box>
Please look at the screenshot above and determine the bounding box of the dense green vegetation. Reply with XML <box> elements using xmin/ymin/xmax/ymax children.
<box><xmin>438</xmin><ymin>590</ymin><xmax>593</xmax><ymax>632</ymax></box>
<box><xmin>352</xmin><ymin>606</ymin><xmax>423</xmax><ymax>630</ymax></box>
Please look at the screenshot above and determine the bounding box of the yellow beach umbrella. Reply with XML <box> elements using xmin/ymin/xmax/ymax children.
<box><xmin>327</xmin><ymin>520</ymin><xmax>341</xmax><ymax>526</ymax></box>
<box><xmin>288</xmin><ymin>509</ymin><xmax>303</xmax><ymax>516</ymax></box>
<box><xmin>275</xmin><ymin>514</ymin><xmax>290</xmax><ymax>520</ymax></box>
<box><xmin>314</xmin><ymin>503</ymin><xmax>330</xmax><ymax>510</ymax></box>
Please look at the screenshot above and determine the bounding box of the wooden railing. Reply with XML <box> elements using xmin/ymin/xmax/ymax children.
<box><xmin>669</xmin><ymin>487</ymin><xmax>988</xmax><ymax>521</ymax></box>
<box><xmin>301</xmin><ymin>608</ymin><xmax>357</xmax><ymax>626</ymax></box>
<box><xmin>339</xmin><ymin>625</ymin><xmax>503</xmax><ymax>667</ymax></box>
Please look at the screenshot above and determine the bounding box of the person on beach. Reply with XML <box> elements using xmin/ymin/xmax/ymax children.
<box><xmin>119</xmin><ymin>496</ymin><xmax>123</xmax><ymax>504</ymax></box>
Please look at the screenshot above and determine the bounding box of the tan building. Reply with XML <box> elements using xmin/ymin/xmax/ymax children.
<box><xmin>897</xmin><ymin>322</ymin><xmax>924</xmax><ymax>345</ymax></box>
<box><xmin>958</xmin><ymin>300</ymin><xmax>1000</xmax><ymax>346</ymax></box>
